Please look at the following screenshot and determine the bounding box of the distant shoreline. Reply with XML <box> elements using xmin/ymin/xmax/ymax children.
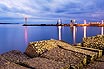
<box><xmin>0</xmin><ymin>23</ymin><xmax>19</xmax><ymax>24</ymax></box>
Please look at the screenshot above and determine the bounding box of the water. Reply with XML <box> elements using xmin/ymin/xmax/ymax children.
<box><xmin>0</xmin><ymin>24</ymin><xmax>102</xmax><ymax>54</ymax></box>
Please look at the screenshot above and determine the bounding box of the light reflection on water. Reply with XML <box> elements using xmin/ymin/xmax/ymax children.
<box><xmin>58</xmin><ymin>26</ymin><xmax>62</xmax><ymax>40</ymax></box>
<box><xmin>101</xmin><ymin>27</ymin><xmax>103</xmax><ymax>35</ymax></box>
<box><xmin>24</xmin><ymin>26</ymin><xmax>28</xmax><ymax>44</ymax></box>
<box><xmin>73</xmin><ymin>26</ymin><xmax>76</xmax><ymax>44</ymax></box>
<box><xmin>84</xmin><ymin>26</ymin><xmax>86</xmax><ymax>38</ymax></box>
<box><xmin>0</xmin><ymin>24</ymin><xmax>103</xmax><ymax>53</ymax></box>
<box><xmin>101</xmin><ymin>20</ymin><xmax>104</xmax><ymax>35</ymax></box>
<box><xmin>84</xmin><ymin>20</ymin><xmax>87</xmax><ymax>38</ymax></box>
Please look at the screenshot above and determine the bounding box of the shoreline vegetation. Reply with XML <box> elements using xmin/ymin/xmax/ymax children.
<box><xmin>0</xmin><ymin>35</ymin><xmax>104</xmax><ymax>69</ymax></box>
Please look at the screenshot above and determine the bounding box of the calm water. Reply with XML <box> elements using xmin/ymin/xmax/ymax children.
<box><xmin>0</xmin><ymin>24</ymin><xmax>102</xmax><ymax>54</ymax></box>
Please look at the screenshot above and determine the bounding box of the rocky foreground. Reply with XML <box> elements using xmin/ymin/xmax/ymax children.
<box><xmin>1</xmin><ymin>35</ymin><xmax>104</xmax><ymax>69</ymax></box>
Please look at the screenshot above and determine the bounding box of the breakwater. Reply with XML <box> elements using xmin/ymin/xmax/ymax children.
<box><xmin>23</xmin><ymin>19</ymin><xmax>104</xmax><ymax>27</ymax></box>
<box><xmin>0</xmin><ymin>35</ymin><xmax>104</xmax><ymax>69</ymax></box>
<box><xmin>23</xmin><ymin>23</ymin><xmax>104</xmax><ymax>27</ymax></box>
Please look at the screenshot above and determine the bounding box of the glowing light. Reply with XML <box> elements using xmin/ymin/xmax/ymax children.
<box><xmin>101</xmin><ymin>20</ymin><xmax>104</xmax><ymax>35</ymax></box>
<box><xmin>84</xmin><ymin>20</ymin><xmax>87</xmax><ymax>38</ymax></box>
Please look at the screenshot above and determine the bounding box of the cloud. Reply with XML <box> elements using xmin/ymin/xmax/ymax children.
<box><xmin>0</xmin><ymin>0</ymin><xmax>104</xmax><ymax>23</ymax></box>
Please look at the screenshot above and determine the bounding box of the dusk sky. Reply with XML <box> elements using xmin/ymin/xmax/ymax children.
<box><xmin>0</xmin><ymin>0</ymin><xmax>104</xmax><ymax>23</ymax></box>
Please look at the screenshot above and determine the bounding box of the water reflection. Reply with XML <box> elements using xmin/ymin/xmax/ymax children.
<box><xmin>58</xmin><ymin>26</ymin><xmax>62</xmax><ymax>40</ymax></box>
<box><xmin>101</xmin><ymin>20</ymin><xmax>104</xmax><ymax>35</ymax></box>
<box><xmin>0</xmin><ymin>23</ymin><xmax>103</xmax><ymax>53</ymax></box>
<box><xmin>84</xmin><ymin>20</ymin><xmax>87</xmax><ymax>38</ymax></box>
<box><xmin>73</xmin><ymin>26</ymin><xmax>77</xmax><ymax>44</ymax></box>
<box><xmin>24</xmin><ymin>26</ymin><xmax>28</xmax><ymax>44</ymax></box>
<box><xmin>70</xmin><ymin>25</ymin><xmax>77</xmax><ymax>44</ymax></box>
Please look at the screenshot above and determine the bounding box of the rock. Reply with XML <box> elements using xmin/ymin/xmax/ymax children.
<box><xmin>25</xmin><ymin>39</ymin><xmax>58</xmax><ymax>57</ymax></box>
<box><xmin>58</xmin><ymin>44</ymin><xmax>98</xmax><ymax>63</ymax></box>
<box><xmin>1</xmin><ymin>50</ymin><xmax>30</xmax><ymax>64</ymax></box>
<box><xmin>84</xmin><ymin>56</ymin><xmax>104</xmax><ymax>69</ymax></box>
<box><xmin>82</xmin><ymin>35</ymin><xmax>104</xmax><ymax>50</ymax></box>
<box><xmin>76</xmin><ymin>46</ymin><xmax>103</xmax><ymax>58</ymax></box>
<box><xmin>22</xmin><ymin>57</ymin><xmax>69</xmax><ymax>69</ymax></box>
<box><xmin>0</xmin><ymin>56</ymin><xmax>29</xmax><ymax>69</ymax></box>
<box><xmin>41</xmin><ymin>47</ymin><xmax>86</xmax><ymax>69</ymax></box>
<box><xmin>25</xmin><ymin>39</ymin><xmax>73</xmax><ymax>57</ymax></box>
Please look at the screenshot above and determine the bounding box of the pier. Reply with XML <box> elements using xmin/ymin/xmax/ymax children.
<box><xmin>0</xmin><ymin>22</ymin><xmax>103</xmax><ymax>27</ymax></box>
<box><xmin>23</xmin><ymin>22</ymin><xmax>104</xmax><ymax>27</ymax></box>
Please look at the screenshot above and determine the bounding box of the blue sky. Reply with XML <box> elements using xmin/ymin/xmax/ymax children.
<box><xmin>0</xmin><ymin>0</ymin><xmax>104</xmax><ymax>23</ymax></box>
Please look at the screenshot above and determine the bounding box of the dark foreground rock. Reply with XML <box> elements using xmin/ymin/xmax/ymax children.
<box><xmin>0</xmin><ymin>56</ymin><xmax>29</xmax><ymax>69</ymax></box>
<box><xmin>41</xmin><ymin>47</ymin><xmax>86</xmax><ymax>69</ymax></box>
<box><xmin>25</xmin><ymin>39</ymin><xmax>102</xmax><ymax>68</ymax></box>
<box><xmin>22</xmin><ymin>57</ymin><xmax>69</xmax><ymax>69</ymax></box>
<box><xmin>1</xmin><ymin>50</ymin><xmax>30</xmax><ymax>64</ymax></box>
<box><xmin>84</xmin><ymin>56</ymin><xmax>104</xmax><ymax>69</ymax></box>
<box><xmin>75</xmin><ymin>46</ymin><xmax>103</xmax><ymax>58</ymax></box>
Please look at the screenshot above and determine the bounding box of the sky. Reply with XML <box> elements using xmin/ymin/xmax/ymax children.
<box><xmin>0</xmin><ymin>0</ymin><xmax>104</xmax><ymax>23</ymax></box>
